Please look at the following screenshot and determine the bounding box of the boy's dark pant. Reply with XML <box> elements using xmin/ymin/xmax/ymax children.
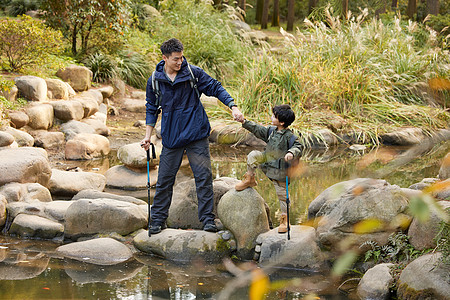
<box><xmin>150</xmin><ymin>137</ymin><xmax>215</xmax><ymax>226</ymax></box>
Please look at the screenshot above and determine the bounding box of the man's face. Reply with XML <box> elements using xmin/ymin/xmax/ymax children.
<box><xmin>163</xmin><ymin>51</ymin><xmax>183</xmax><ymax>73</ymax></box>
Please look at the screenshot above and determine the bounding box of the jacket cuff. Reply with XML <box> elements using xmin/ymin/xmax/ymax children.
<box><xmin>228</xmin><ymin>100</ymin><xmax>237</xmax><ymax>109</ymax></box>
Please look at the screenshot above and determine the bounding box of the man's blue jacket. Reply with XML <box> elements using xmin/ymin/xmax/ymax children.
<box><xmin>145</xmin><ymin>59</ymin><xmax>236</xmax><ymax>149</ymax></box>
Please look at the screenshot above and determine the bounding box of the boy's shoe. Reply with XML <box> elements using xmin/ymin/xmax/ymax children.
<box><xmin>203</xmin><ymin>222</ymin><xmax>218</xmax><ymax>232</ymax></box>
<box><xmin>235</xmin><ymin>172</ymin><xmax>257</xmax><ymax>191</ymax></box>
<box><xmin>149</xmin><ymin>223</ymin><xmax>166</xmax><ymax>234</ymax></box>
<box><xmin>278</xmin><ymin>214</ymin><xmax>288</xmax><ymax>234</ymax></box>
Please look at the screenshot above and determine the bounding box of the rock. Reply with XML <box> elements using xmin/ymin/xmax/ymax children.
<box><xmin>95</xmin><ymin>86</ymin><xmax>114</xmax><ymax>99</ymax></box>
<box><xmin>231</xmin><ymin>20</ymin><xmax>252</xmax><ymax>32</ymax></box>
<box><xmin>80</xmin><ymin>119</ymin><xmax>110</xmax><ymax>136</ymax></box>
<box><xmin>65</xmin><ymin>133</ymin><xmax>110</xmax><ymax>160</ymax></box>
<box><xmin>48</xmin><ymin>169</ymin><xmax>106</xmax><ymax>196</ymax></box>
<box><xmin>357</xmin><ymin>263</ymin><xmax>394</xmax><ymax>300</ymax></box>
<box><xmin>408</xmin><ymin>178</ymin><xmax>439</xmax><ymax>191</ymax></box>
<box><xmin>56</xmin><ymin>238</ymin><xmax>133</xmax><ymax>265</ymax></box>
<box><xmin>64</xmin><ymin>82</ymin><xmax>76</xmax><ymax>97</ymax></box>
<box><xmin>244</xmin><ymin>30</ymin><xmax>269</xmax><ymax>44</ymax></box>
<box><xmin>25</xmin><ymin>103</ymin><xmax>54</xmax><ymax>130</ymax></box>
<box><xmin>72</xmin><ymin>95</ymin><xmax>99</xmax><ymax>118</ymax></box>
<box><xmin>439</xmin><ymin>152</ymin><xmax>450</xmax><ymax>180</ymax></box>
<box><xmin>105</xmin><ymin>165</ymin><xmax>157</xmax><ymax>190</ymax></box>
<box><xmin>123</xmin><ymin>98</ymin><xmax>146</xmax><ymax>112</ymax></box>
<box><xmin>217</xmin><ymin>188</ymin><xmax>270</xmax><ymax>259</ymax></box>
<box><xmin>117</xmin><ymin>142</ymin><xmax>161</xmax><ymax>170</ymax></box>
<box><xmin>44</xmin><ymin>201</ymin><xmax>73</xmax><ymax>222</ymax></box>
<box><xmin>110</xmin><ymin>78</ymin><xmax>125</xmax><ymax>101</ymax></box>
<box><xmin>6</xmin><ymin>201</ymin><xmax>47</xmax><ymax>219</ymax></box>
<box><xmin>133</xmin><ymin>229</ymin><xmax>232</xmax><ymax>262</ymax></box>
<box><xmin>0</xmin><ymin>85</ymin><xmax>18</xmax><ymax>102</ymax></box>
<box><xmin>0</xmin><ymin>131</ymin><xmax>14</xmax><ymax>147</ymax></box>
<box><xmin>29</xmin><ymin>130</ymin><xmax>64</xmax><ymax>150</ymax></box>
<box><xmin>255</xmin><ymin>226</ymin><xmax>325</xmax><ymax>270</ymax></box>
<box><xmin>4</xmin><ymin>127</ymin><xmax>34</xmax><ymax>147</ymax></box>
<box><xmin>14</xmin><ymin>75</ymin><xmax>47</xmax><ymax>101</ymax></box>
<box><xmin>64</xmin><ymin>198</ymin><xmax>147</xmax><ymax>239</ymax></box>
<box><xmin>8</xmin><ymin>111</ymin><xmax>29</xmax><ymax>129</ymax></box>
<box><xmin>409</xmin><ymin>178</ymin><xmax>450</xmax><ymax>200</ymax></box>
<box><xmin>312</xmin><ymin>178</ymin><xmax>410</xmax><ymax>248</ymax></box>
<box><xmin>60</xmin><ymin>120</ymin><xmax>96</xmax><ymax>140</ymax></box>
<box><xmin>51</xmin><ymin>100</ymin><xmax>84</xmax><ymax>121</ymax></box>
<box><xmin>87</xmin><ymin>111</ymin><xmax>107</xmax><ymax>125</ymax></box>
<box><xmin>0</xmin><ymin>182</ymin><xmax>52</xmax><ymax>203</ymax></box>
<box><xmin>408</xmin><ymin>201</ymin><xmax>450</xmax><ymax>250</ymax></box>
<box><xmin>72</xmin><ymin>189</ymin><xmax>146</xmax><ymax>205</ymax></box>
<box><xmin>167</xmin><ymin>177</ymin><xmax>238</xmax><ymax>229</ymax></box>
<box><xmin>79</xmin><ymin>90</ymin><xmax>103</xmax><ymax>105</ymax></box>
<box><xmin>308</xmin><ymin>129</ymin><xmax>338</xmax><ymax>148</ymax></box>
<box><xmin>9</xmin><ymin>214</ymin><xmax>64</xmax><ymax>239</ymax></box>
<box><xmin>56</xmin><ymin>65</ymin><xmax>92</xmax><ymax>92</ymax></box>
<box><xmin>133</xmin><ymin>120</ymin><xmax>146</xmax><ymax>128</ymax></box>
<box><xmin>381</xmin><ymin>128</ymin><xmax>427</xmax><ymax>146</ymax></box>
<box><xmin>397</xmin><ymin>253</ymin><xmax>450</xmax><ymax>299</ymax></box>
<box><xmin>209</xmin><ymin>123</ymin><xmax>248</xmax><ymax>145</ymax></box>
<box><xmin>0</xmin><ymin>195</ymin><xmax>6</xmax><ymax>228</ymax></box>
<box><xmin>0</xmin><ymin>147</ymin><xmax>51</xmax><ymax>187</ymax></box>
<box><xmin>130</xmin><ymin>90</ymin><xmax>146</xmax><ymax>99</ymax></box>
<box><xmin>45</xmin><ymin>78</ymin><xmax>69</xmax><ymax>100</ymax></box>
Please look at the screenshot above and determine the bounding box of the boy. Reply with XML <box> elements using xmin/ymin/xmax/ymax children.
<box><xmin>235</xmin><ymin>104</ymin><xmax>302</xmax><ymax>233</ymax></box>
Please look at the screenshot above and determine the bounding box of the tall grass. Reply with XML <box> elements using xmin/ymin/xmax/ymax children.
<box><xmin>234</xmin><ymin>9</ymin><xmax>450</xmax><ymax>143</ymax></box>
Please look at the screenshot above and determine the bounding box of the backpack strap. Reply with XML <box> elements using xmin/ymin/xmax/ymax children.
<box><xmin>151</xmin><ymin>71</ymin><xmax>162</xmax><ymax>116</ymax></box>
<box><xmin>186</xmin><ymin>63</ymin><xmax>200</xmax><ymax>100</ymax></box>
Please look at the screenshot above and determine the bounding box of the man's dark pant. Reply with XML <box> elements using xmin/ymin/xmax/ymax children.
<box><xmin>150</xmin><ymin>137</ymin><xmax>215</xmax><ymax>226</ymax></box>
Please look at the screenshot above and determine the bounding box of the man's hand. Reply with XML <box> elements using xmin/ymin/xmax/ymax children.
<box><xmin>284</xmin><ymin>152</ymin><xmax>294</xmax><ymax>162</ymax></box>
<box><xmin>140</xmin><ymin>137</ymin><xmax>151</xmax><ymax>150</ymax></box>
<box><xmin>232</xmin><ymin>106</ymin><xmax>244</xmax><ymax>123</ymax></box>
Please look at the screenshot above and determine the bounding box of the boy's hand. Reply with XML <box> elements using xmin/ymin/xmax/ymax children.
<box><xmin>284</xmin><ymin>152</ymin><xmax>294</xmax><ymax>161</ymax></box>
<box><xmin>232</xmin><ymin>106</ymin><xmax>244</xmax><ymax>123</ymax></box>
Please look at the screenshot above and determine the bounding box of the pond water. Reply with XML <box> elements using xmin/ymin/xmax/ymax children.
<box><xmin>1</xmin><ymin>140</ymin><xmax>449</xmax><ymax>299</ymax></box>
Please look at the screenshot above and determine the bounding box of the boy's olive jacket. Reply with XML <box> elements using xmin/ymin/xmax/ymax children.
<box><xmin>243</xmin><ymin>120</ymin><xmax>303</xmax><ymax>181</ymax></box>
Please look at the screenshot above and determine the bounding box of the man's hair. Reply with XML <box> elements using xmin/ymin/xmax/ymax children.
<box><xmin>272</xmin><ymin>104</ymin><xmax>295</xmax><ymax>128</ymax></box>
<box><xmin>160</xmin><ymin>38</ymin><xmax>184</xmax><ymax>56</ymax></box>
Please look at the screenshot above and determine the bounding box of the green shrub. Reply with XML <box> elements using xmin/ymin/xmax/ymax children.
<box><xmin>434</xmin><ymin>208</ymin><xmax>450</xmax><ymax>266</ymax></box>
<box><xmin>0</xmin><ymin>15</ymin><xmax>62</xmax><ymax>72</ymax></box>
<box><xmin>83</xmin><ymin>53</ymin><xmax>118</xmax><ymax>83</ymax></box>
<box><xmin>116</xmin><ymin>51</ymin><xmax>151</xmax><ymax>89</ymax></box>
<box><xmin>6</xmin><ymin>0</ymin><xmax>41</xmax><ymax>16</ymax></box>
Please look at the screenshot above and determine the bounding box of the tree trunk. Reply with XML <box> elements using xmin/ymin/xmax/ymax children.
<box><xmin>256</xmin><ymin>0</ymin><xmax>264</xmax><ymax>23</ymax></box>
<box><xmin>72</xmin><ymin>25</ymin><xmax>78</xmax><ymax>55</ymax></box>
<box><xmin>342</xmin><ymin>0</ymin><xmax>349</xmax><ymax>19</ymax></box>
<box><xmin>426</xmin><ymin>0</ymin><xmax>439</xmax><ymax>15</ymax></box>
<box><xmin>287</xmin><ymin>0</ymin><xmax>295</xmax><ymax>31</ymax></box>
<box><xmin>391</xmin><ymin>0</ymin><xmax>398</xmax><ymax>10</ymax></box>
<box><xmin>238</xmin><ymin>0</ymin><xmax>246</xmax><ymax>11</ymax></box>
<box><xmin>407</xmin><ymin>0</ymin><xmax>417</xmax><ymax>19</ymax></box>
<box><xmin>375</xmin><ymin>2</ymin><xmax>386</xmax><ymax>17</ymax></box>
<box><xmin>261</xmin><ymin>0</ymin><xmax>270</xmax><ymax>29</ymax></box>
<box><xmin>272</xmin><ymin>0</ymin><xmax>279</xmax><ymax>27</ymax></box>
<box><xmin>308</xmin><ymin>0</ymin><xmax>317</xmax><ymax>15</ymax></box>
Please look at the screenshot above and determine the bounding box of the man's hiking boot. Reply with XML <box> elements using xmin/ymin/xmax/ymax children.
<box><xmin>235</xmin><ymin>172</ymin><xmax>257</xmax><ymax>191</ymax></box>
<box><xmin>278</xmin><ymin>214</ymin><xmax>288</xmax><ymax>234</ymax></box>
<box><xmin>149</xmin><ymin>223</ymin><xmax>166</xmax><ymax>234</ymax></box>
<box><xmin>203</xmin><ymin>222</ymin><xmax>218</xmax><ymax>232</ymax></box>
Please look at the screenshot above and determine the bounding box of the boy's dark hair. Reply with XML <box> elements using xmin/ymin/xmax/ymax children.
<box><xmin>273</xmin><ymin>104</ymin><xmax>295</xmax><ymax>128</ymax></box>
<box><xmin>160</xmin><ymin>38</ymin><xmax>184</xmax><ymax>56</ymax></box>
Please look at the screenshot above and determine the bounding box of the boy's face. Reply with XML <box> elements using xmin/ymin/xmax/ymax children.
<box><xmin>271</xmin><ymin>114</ymin><xmax>285</xmax><ymax>127</ymax></box>
<box><xmin>163</xmin><ymin>51</ymin><xmax>183</xmax><ymax>74</ymax></box>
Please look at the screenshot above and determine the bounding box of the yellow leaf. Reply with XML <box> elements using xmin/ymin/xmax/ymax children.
<box><xmin>353</xmin><ymin>218</ymin><xmax>384</xmax><ymax>234</ymax></box>
<box><xmin>249</xmin><ymin>269</ymin><xmax>270</xmax><ymax>300</ymax></box>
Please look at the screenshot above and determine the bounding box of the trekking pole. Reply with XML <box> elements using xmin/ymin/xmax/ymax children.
<box><xmin>146</xmin><ymin>143</ymin><xmax>156</xmax><ymax>237</ymax></box>
<box><xmin>285</xmin><ymin>162</ymin><xmax>291</xmax><ymax>240</ymax></box>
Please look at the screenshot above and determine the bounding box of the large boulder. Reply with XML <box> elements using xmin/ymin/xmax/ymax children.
<box><xmin>8</xmin><ymin>214</ymin><xmax>64</xmax><ymax>239</ymax></box>
<box><xmin>29</xmin><ymin>130</ymin><xmax>65</xmax><ymax>150</ymax></box>
<box><xmin>65</xmin><ymin>133</ymin><xmax>110</xmax><ymax>160</ymax></box>
<box><xmin>255</xmin><ymin>226</ymin><xmax>325</xmax><ymax>271</ymax></box>
<box><xmin>56</xmin><ymin>238</ymin><xmax>133</xmax><ymax>265</ymax></box>
<box><xmin>8</xmin><ymin>110</ymin><xmax>29</xmax><ymax>129</ymax></box>
<box><xmin>438</xmin><ymin>152</ymin><xmax>450</xmax><ymax>180</ymax></box>
<box><xmin>0</xmin><ymin>182</ymin><xmax>52</xmax><ymax>203</ymax></box>
<box><xmin>60</xmin><ymin>120</ymin><xmax>96</xmax><ymax>140</ymax></box>
<box><xmin>51</xmin><ymin>100</ymin><xmax>84</xmax><ymax>121</ymax></box>
<box><xmin>25</xmin><ymin>103</ymin><xmax>54</xmax><ymax>130</ymax></box>
<box><xmin>0</xmin><ymin>85</ymin><xmax>18</xmax><ymax>102</ymax></box>
<box><xmin>397</xmin><ymin>253</ymin><xmax>450</xmax><ymax>299</ymax></box>
<box><xmin>80</xmin><ymin>119</ymin><xmax>110</xmax><ymax>136</ymax></box>
<box><xmin>117</xmin><ymin>142</ymin><xmax>161</xmax><ymax>170</ymax></box>
<box><xmin>133</xmin><ymin>229</ymin><xmax>233</xmax><ymax>262</ymax></box>
<box><xmin>0</xmin><ymin>147</ymin><xmax>51</xmax><ymax>187</ymax></box>
<box><xmin>123</xmin><ymin>98</ymin><xmax>146</xmax><ymax>112</ymax></box>
<box><xmin>72</xmin><ymin>95</ymin><xmax>99</xmax><ymax>118</ymax></box>
<box><xmin>167</xmin><ymin>177</ymin><xmax>238</xmax><ymax>229</ymax></box>
<box><xmin>218</xmin><ymin>188</ymin><xmax>270</xmax><ymax>259</ymax></box>
<box><xmin>408</xmin><ymin>201</ymin><xmax>450</xmax><ymax>250</ymax></box>
<box><xmin>3</xmin><ymin>127</ymin><xmax>34</xmax><ymax>147</ymax></box>
<box><xmin>45</xmin><ymin>78</ymin><xmax>69</xmax><ymax>100</ymax></box>
<box><xmin>64</xmin><ymin>198</ymin><xmax>147</xmax><ymax>239</ymax></box>
<box><xmin>44</xmin><ymin>200</ymin><xmax>73</xmax><ymax>222</ymax></box>
<box><xmin>0</xmin><ymin>131</ymin><xmax>14</xmax><ymax>147</ymax></box>
<box><xmin>14</xmin><ymin>76</ymin><xmax>47</xmax><ymax>102</ymax></box>
<box><xmin>357</xmin><ymin>263</ymin><xmax>394</xmax><ymax>300</ymax></box>
<box><xmin>72</xmin><ymin>189</ymin><xmax>146</xmax><ymax>205</ymax></box>
<box><xmin>79</xmin><ymin>90</ymin><xmax>103</xmax><ymax>105</ymax></box>
<box><xmin>95</xmin><ymin>86</ymin><xmax>114</xmax><ymax>99</ymax></box>
<box><xmin>105</xmin><ymin>165</ymin><xmax>158</xmax><ymax>190</ymax></box>
<box><xmin>48</xmin><ymin>169</ymin><xmax>106</xmax><ymax>196</ymax></box>
<box><xmin>311</xmin><ymin>178</ymin><xmax>410</xmax><ymax>248</ymax></box>
<box><xmin>0</xmin><ymin>195</ymin><xmax>6</xmax><ymax>228</ymax></box>
<box><xmin>56</xmin><ymin>65</ymin><xmax>92</xmax><ymax>92</ymax></box>
<box><xmin>381</xmin><ymin>128</ymin><xmax>427</xmax><ymax>146</ymax></box>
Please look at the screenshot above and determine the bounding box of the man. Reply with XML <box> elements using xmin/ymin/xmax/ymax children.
<box><xmin>141</xmin><ymin>38</ymin><xmax>244</xmax><ymax>234</ymax></box>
